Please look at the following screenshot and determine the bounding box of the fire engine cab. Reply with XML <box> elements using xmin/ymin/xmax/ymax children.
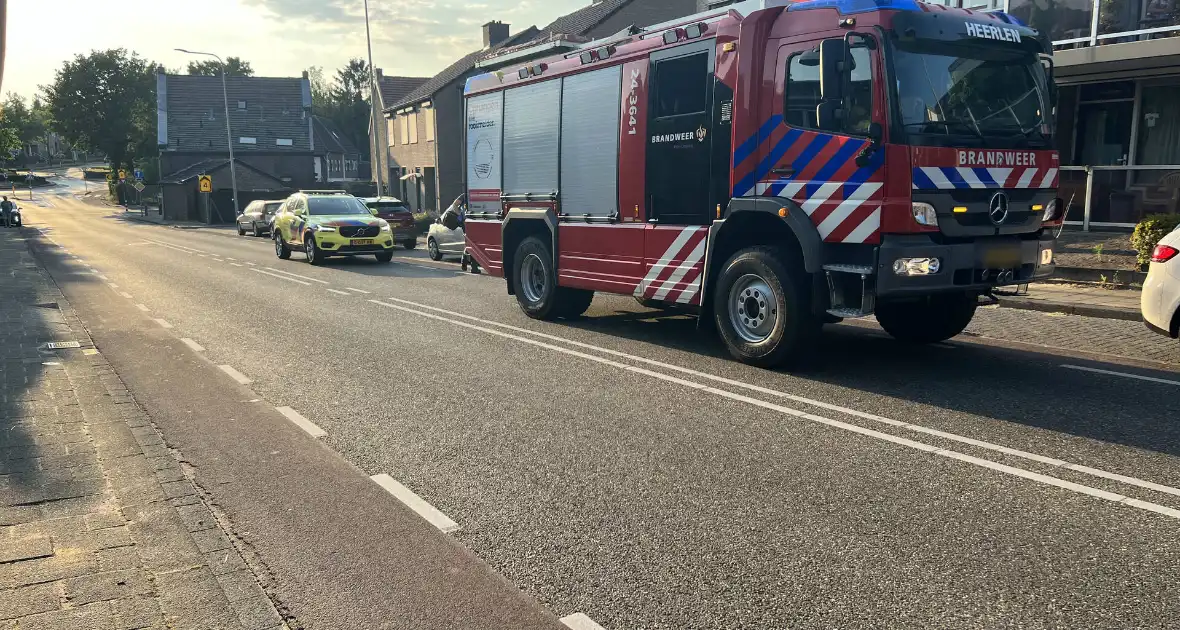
<box><xmin>462</xmin><ymin>0</ymin><xmax>1060</xmax><ymax>367</ymax></box>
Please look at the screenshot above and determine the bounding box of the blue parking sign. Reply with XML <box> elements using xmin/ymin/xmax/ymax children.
<box><xmin>134</xmin><ymin>169</ymin><xmax>144</xmax><ymax>181</ymax></box>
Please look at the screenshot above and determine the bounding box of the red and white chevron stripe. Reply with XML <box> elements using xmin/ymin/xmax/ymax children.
<box><xmin>635</xmin><ymin>227</ymin><xmax>707</xmax><ymax>305</ymax></box>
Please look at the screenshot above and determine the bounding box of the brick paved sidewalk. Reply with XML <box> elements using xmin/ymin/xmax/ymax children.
<box><xmin>1</xmin><ymin>228</ymin><xmax>287</xmax><ymax>630</ymax></box>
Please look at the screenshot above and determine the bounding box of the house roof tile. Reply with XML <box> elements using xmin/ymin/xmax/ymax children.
<box><xmin>312</xmin><ymin>116</ymin><xmax>359</xmax><ymax>155</ymax></box>
<box><xmin>162</xmin><ymin>75</ymin><xmax>311</xmax><ymax>152</ymax></box>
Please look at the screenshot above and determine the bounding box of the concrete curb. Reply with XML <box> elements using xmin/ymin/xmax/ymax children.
<box><xmin>996</xmin><ymin>296</ymin><xmax>1141</xmax><ymax>322</ymax></box>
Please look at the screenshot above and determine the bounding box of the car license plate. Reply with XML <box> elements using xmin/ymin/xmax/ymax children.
<box><xmin>980</xmin><ymin>244</ymin><xmax>1021</xmax><ymax>268</ymax></box>
<box><xmin>351</xmin><ymin>239</ymin><xmax>374</xmax><ymax>246</ymax></box>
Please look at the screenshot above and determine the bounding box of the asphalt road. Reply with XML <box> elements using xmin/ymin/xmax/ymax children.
<box><xmin>20</xmin><ymin>185</ymin><xmax>1180</xmax><ymax>629</ymax></box>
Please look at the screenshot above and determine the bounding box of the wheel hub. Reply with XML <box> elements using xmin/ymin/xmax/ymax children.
<box><xmin>728</xmin><ymin>274</ymin><xmax>778</xmax><ymax>343</ymax></box>
<box><xmin>520</xmin><ymin>254</ymin><xmax>547</xmax><ymax>303</ymax></box>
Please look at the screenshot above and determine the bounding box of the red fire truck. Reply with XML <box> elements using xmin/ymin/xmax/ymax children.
<box><xmin>461</xmin><ymin>0</ymin><xmax>1061</xmax><ymax>367</ymax></box>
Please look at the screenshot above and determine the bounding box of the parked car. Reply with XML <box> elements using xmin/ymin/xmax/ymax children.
<box><xmin>272</xmin><ymin>191</ymin><xmax>395</xmax><ymax>265</ymax></box>
<box><xmin>428</xmin><ymin>195</ymin><xmax>465</xmax><ymax>262</ymax></box>
<box><xmin>360</xmin><ymin>197</ymin><xmax>417</xmax><ymax>249</ymax></box>
<box><xmin>1143</xmin><ymin>227</ymin><xmax>1180</xmax><ymax>338</ymax></box>
<box><xmin>237</xmin><ymin>200</ymin><xmax>284</xmax><ymax>237</ymax></box>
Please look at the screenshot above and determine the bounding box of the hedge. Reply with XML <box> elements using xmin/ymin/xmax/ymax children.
<box><xmin>1131</xmin><ymin>213</ymin><xmax>1180</xmax><ymax>267</ymax></box>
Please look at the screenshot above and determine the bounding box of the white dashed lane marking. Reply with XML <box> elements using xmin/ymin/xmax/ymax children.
<box><xmin>135</xmin><ymin>304</ymin><xmax>150</xmax><ymax>312</ymax></box>
<box><xmin>1062</xmin><ymin>364</ymin><xmax>1180</xmax><ymax>387</ymax></box>
<box><xmin>369</xmin><ymin>474</ymin><xmax>460</xmax><ymax>533</ymax></box>
<box><xmin>344</xmin><ymin>287</ymin><xmax>370</xmax><ymax>294</ymax></box>
<box><xmin>180</xmin><ymin>338</ymin><xmax>205</xmax><ymax>352</ymax></box>
<box><xmin>561</xmin><ymin>613</ymin><xmax>607</xmax><ymax>630</ymax></box>
<box><xmin>218</xmin><ymin>365</ymin><xmax>252</xmax><ymax>385</ymax></box>
<box><xmin>263</xmin><ymin>267</ymin><xmax>330</xmax><ymax>284</ymax></box>
<box><xmin>153</xmin><ymin>319</ymin><xmax>173</xmax><ymax>329</ymax></box>
<box><xmin>275</xmin><ymin>406</ymin><xmax>326</xmax><ymax>438</ymax></box>
<box><xmin>326</xmin><ymin>288</ymin><xmax>351</xmax><ymax>296</ymax></box>
<box><xmin>251</xmin><ymin>268</ymin><xmax>310</xmax><ymax>286</ymax></box>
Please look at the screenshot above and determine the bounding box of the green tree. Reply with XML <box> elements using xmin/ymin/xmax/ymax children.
<box><xmin>306</xmin><ymin>66</ymin><xmax>331</xmax><ymax>110</ymax></box>
<box><xmin>186</xmin><ymin>56</ymin><xmax>254</xmax><ymax>77</ymax></box>
<box><xmin>41</xmin><ymin>49</ymin><xmax>156</xmax><ymax>193</ymax></box>
<box><xmin>326</xmin><ymin>58</ymin><xmax>372</xmax><ymax>156</ymax></box>
<box><xmin>0</xmin><ymin>111</ymin><xmax>22</xmax><ymax>163</ymax></box>
<box><xmin>2</xmin><ymin>93</ymin><xmax>46</xmax><ymax>148</ymax></box>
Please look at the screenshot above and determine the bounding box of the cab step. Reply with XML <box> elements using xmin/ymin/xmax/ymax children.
<box><xmin>823</xmin><ymin>263</ymin><xmax>876</xmax><ymax>319</ymax></box>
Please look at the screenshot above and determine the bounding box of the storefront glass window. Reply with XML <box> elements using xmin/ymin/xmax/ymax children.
<box><xmin>1008</xmin><ymin>0</ymin><xmax>1095</xmax><ymax>42</ymax></box>
<box><xmin>1098</xmin><ymin>0</ymin><xmax>1180</xmax><ymax>43</ymax></box>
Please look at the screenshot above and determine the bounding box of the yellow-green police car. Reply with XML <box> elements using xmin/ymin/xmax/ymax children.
<box><xmin>273</xmin><ymin>191</ymin><xmax>396</xmax><ymax>265</ymax></box>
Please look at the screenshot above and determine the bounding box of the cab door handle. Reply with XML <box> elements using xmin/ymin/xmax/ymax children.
<box><xmin>771</xmin><ymin>167</ymin><xmax>795</xmax><ymax>177</ymax></box>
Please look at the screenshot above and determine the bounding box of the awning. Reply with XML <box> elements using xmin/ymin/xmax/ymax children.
<box><xmin>1055</xmin><ymin>38</ymin><xmax>1180</xmax><ymax>85</ymax></box>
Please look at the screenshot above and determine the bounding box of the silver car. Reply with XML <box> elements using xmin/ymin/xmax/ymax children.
<box><xmin>236</xmin><ymin>200</ymin><xmax>284</xmax><ymax>237</ymax></box>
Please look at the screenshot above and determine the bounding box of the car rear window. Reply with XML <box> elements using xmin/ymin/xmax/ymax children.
<box><xmin>263</xmin><ymin>202</ymin><xmax>283</xmax><ymax>213</ymax></box>
<box><xmin>367</xmin><ymin>201</ymin><xmax>411</xmax><ymax>212</ymax></box>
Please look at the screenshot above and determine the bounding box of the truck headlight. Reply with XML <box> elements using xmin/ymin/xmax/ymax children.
<box><xmin>912</xmin><ymin>202</ymin><xmax>938</xmax><ymax>227</ymax></box>
<box><xmin>1042</xmin><ymin>199</ymin><xmax>1059</xmax><ymax>223</ymax></box>
<box><xmin>893</xmin><ymin>257</ymin><xmax>941</xmax><ymax>276</ymax></box>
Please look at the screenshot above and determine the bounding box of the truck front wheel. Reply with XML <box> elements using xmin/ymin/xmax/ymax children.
<box><xmin>876</xmin><ymin>293</ymin><xmax>977</xmax><ymax>343</ymax></box>
<box><xmin>713</xmin><ymin>246</ymin><xmax>817</xmax><ymax>368</ymax></box>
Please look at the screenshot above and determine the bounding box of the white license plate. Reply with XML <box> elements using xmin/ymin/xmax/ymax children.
<box><xmin>351</xmin><ymin>239</ymin><xmax>374</xmax><ymax>246</ymax></box>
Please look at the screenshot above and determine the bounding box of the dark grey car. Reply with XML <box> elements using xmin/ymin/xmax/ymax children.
<box><xmin>236</xmin><ymin>200</ymin><xmax>284</xmax><ymax>237</ymax></box>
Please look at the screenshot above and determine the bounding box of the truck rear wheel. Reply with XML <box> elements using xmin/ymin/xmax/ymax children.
<box><xmin>876</xmin><ymin>293</ymin><xmax>977</xmax><ymax>343</ymax></box>
<box><xmin>513</xmin><ymin>236</ymin><xmax>593</xmax><ymax>320</ymax></box>
<box><xmin>713</xmin><ymin>246</ymin><xmax>817</xmax><ymax>368</ymax></box>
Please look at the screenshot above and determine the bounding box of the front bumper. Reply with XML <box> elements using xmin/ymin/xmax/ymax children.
<box><xmin>391</xmin><ymin>226</ymin><xmax>417</xmax><ymax>242</ymax></box>
<box><xmin>876</xmin><ymin>233</ymin><xmax>1055</xmax><ymax>297</ymax></box>
<box><xmin>313</xmin><ymin>231</ymin><xmax>395</xmax><ymax>255</ymax></box>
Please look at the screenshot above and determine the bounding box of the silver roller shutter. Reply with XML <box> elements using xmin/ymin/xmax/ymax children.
<box><xmin>503</xmin><ymin>79</ymin><xmax>561</xmax><ymax>196</ymax></box>
<box><xmin>560</xmin><ymin>66</ymin><xmax>622</xmax><ymax>217</ymax></box>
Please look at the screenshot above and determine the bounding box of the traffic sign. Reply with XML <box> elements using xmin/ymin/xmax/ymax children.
<box><xmin>134</xmin><ymin>169</ymin><xmax>144</xmax><ymax>181</ymax></box>
<box><xmin>118</xmin><ymin>169</ymin><xmax>126</xmax><ymax>181</ymax></box>
<box><xmin>132</xmin><ymin>181</ymin><xmax>146</xmax><ymax>193</ymax></box>
<box><xmin>198</xmin><ymin>175</ymin><xmax>213</xmax><ymax>193</ymax></box>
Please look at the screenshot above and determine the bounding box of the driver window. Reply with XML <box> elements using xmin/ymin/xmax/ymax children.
<box><xmin>784</xmin><ymin>39</ymin><xmax>875</xmax><ymax>136</ymax></box>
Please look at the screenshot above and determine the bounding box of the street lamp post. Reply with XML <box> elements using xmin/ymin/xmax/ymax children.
<box><xmin>363</xmin><ymin>0</ymin><xmax>385</xmax><ymax>198</ymax></box>
<box><xmin>175</xmin><ymin>48</ymin><xmax>240</xmax><ymax>218</ymax></box>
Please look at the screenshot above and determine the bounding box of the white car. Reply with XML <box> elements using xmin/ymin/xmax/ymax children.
<box><xmin>426</xmin><ymin>218</ymin><xmax>464</xmax><ymax>261</ymax></box>
<box><xmin>1142</xmin><ymin>227</ymin><xmax>1180</xmax><ymax>338</ymax></box>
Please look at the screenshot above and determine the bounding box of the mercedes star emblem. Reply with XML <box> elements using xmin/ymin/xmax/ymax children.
<box><xmin>988</xmin><ymin>192</ymin><xmax>1010</xmax><ymax>226</ymax></box>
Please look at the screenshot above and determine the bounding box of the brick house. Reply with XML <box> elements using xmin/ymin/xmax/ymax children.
<box><xmin>382</xmin><ymin>0</ymin><xmax>698</xmax><ymax>214</ymax></box>
<box><xmin>312</xmin><ymin>115</ymin><xmax>362</xmax><ymax>182</ymax></box>
<box><xmin>156</xmin><ymin>70</ymin><xmax>314</xmax><ymax>222</ymax></box>
<box><xmin>368</xmin><ymin>70</ymin><xmax>428</xmax><ymax>196</ymax></box>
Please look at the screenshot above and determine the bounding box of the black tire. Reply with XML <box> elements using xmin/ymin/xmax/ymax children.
<box><xmin>556</xmin><ymin>289</ymin><xmax>595</xmax><ymax>318</ymax></box>
<box><xmin>305</xmin><ymin>235</ymin><xmax>325</xmax><ymax>266</ymax></box>
<box><xmin>375</xmin><ymin>251</ymin><xmax>393</xmax><ymax>263</ymax></box>
<box><xmin>428</xmin><ymin>238</ymin><xmax>443</xmax><ymax>261</ymax></box>
<box><xmin>712</xmin><ymin>246</ymin><xmax>817</xmax><ymax>368</ymax></box>
<box><xmin>403</xmin><ymin>239</ymin><xmax>417</xmax><ymax>250</ymax></box>
<box><xmin>237</xmin><ymin>223</ymin><xmax>246</xmax><ymax>236</ymax></box>
<box><xmin>274</xmin><ymin>232</ymin><xmax>291</xmax><ymax>260</ymax></box>
<box><xmin>252</xmin><ymin>223</ymin><xmax>263</xmax><ymax>237</ymax></box>
<box><xmin>512</xmin><ymin>236</ymin><xmax>561</xmax><ymax>319</ymax></box>
<box><xmin>876</xmin><ymin>293</ymin><xmax>977</xmax><ymax>344</ymax></box>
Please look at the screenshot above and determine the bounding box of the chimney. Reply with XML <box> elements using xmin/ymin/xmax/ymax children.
<box><xmin>375</xmin><ymin>68</ymin><xmax>384</xmax><ymax>81</ymax></box>
<box><xmin>482</xmin><ymin>21</ymin><xmax>510</xmax><ymax>48</ymax></box>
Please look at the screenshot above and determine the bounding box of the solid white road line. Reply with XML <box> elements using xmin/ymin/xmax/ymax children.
<box><xmin>251</xmin><ymin>268</ymin><xmax>311</xmax><ymax>285</ymax></box>
<box><xmin>107</xmin><ymin>283</ymin><xmax>119</xmax><ymax>289</ymax></box>
<box><xmin>275</xmin><ymin>406</ymin><xmax>326</xmax><ymax>438</ymax></box>
<box><xmin>143</xmin><ymin>238</ymin><xmax>207</xmax><ymax>255</ymax></box>
<box><xmin>344</xmin><ymin>287</ymin><xmax>370</xmax><ymax>294</ymax></box>
<box><xmin>560</xmin><ymin>613</ymin><xmax>607</xmax><ymax>630</ymax></box>
<box><xmin>218</xmin><ymin>365</ymin><xmax>252</xmax><ymax>385</ymax></box>
<box><xmin>245</xmin><ymin>261</ymin><xmax>257</xmax><ymax>266</ymax></box>
<box><xmin>135</xmin><ymin>304</ymin><xmax>150</xmax><ymax>312</ymax></box>
<box><xmin>369</xmin><ymin>474</ymin><xmax>460</xmax><ymax>533</ymax></box>
<box><xmin>153</xmin><ymin>318</ymin><xmax>173</xmax><ymax>329</ymax></box>
<box><xmin>326</xmin><ymin>288</ymin><xmax>351</xmax><ymax>295</ymax></box>
<box><xmin>118</xmin><ymin>292</ymin><xmax>132</xmax><ymax>299</ymax></box>
<box><xmin>378</xmin><ymin>296</ymin><xmax>1180</xmax><ymax>500</ymax></box>
<box><xmin>263</xmin><ymin>267</ymin><xmax>330</xmax><ymax>284</ymax></box>
<box><xmin>369</xmin><ymin>298</ymin><xmax>1180</xmax><ymax>521</ymax></box>
<box><xmin>96</xmin><ymin>275</ymin><xmax>109</xmax><ymax>281</ymax></box>
<box><xmin>1062</xmin><ymin>364</ymin><xmax>1180</xmax><ymax>387</ymax></box>
<box><xmin>180</xmin><ymin>338</ymin><xmax>205</xmax><ymax>352</ymax></box>
<box><xmin>226</xmin><ymin>257</ymin><xmax>236</xmax><ymax>261</ymax></box>
<box><xmin>230</xmin><ymin>262</ymin><xmax>243</xmax><ymax>267</ymax></box>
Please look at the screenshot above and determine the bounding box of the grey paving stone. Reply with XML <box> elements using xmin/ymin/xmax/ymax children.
<box><xmin>204</xmin><ymin>549</ymin><xmax>247</xmax><ymax>576</ymax></box>
<box><xmin>55</xmin><ymin>525</ymin><xmax>132</xmax><ymax>552</ymax></box>
<box><xmin>64</xmin><ymin>568</ymin><xmax>153</xmax><ymax>606</ymax></box>
<box><xmin>95</xmin><ymin>546</ymin><xmax>141</xmax><ymax>572</ymax></box>
<box><xmin>0</xmin><ymin>536</ymin><xmax>54</xmax><ymax>563</ymax></box>
<box><xmin>175</xmin><ymin>503</ymin><xmax>215</xmax><ymax>532</ymax></box>
<box><xmin>159</xmin><ymin>480</ymin><xmax>194</xmax><ymax>500</ymax></box>
<box><xmin>215</xmin><ymin>570</ymin><xmax>264</xmax><ymax>603</ymax></box>
<box><xmin>39</xmin><ymin>495</ymin><xmax>104</xmax><ymax>519</ymax></box>
<box><xmin>153</xmin><ymin>467</ymin><xmax>184</xmax><ymax>484</ymax></box>
<box><xmin>154</xmin><ymin>566</ymin><xmax>243</xmax><ymax>630</ymax></box>
<box><xmin>0</xmin><ymin>582</ymin><xmax>60</xmax><ymax>620</ymax></box>
<box><xmin>0</xmin><ymin>550</ymin><xmax>96</xmax><ymax>589</ymax></box>
<box><xmin>122</xmin><ymin>505</ymin><xmax>204</xmax><ymax>573</ymax></box>
<box><xmin>190</xmin><ymin>527</ymin><xmax>231</xmax><ymax>554</ymax></box>
<box><xmin>15</xmin><ymin>601</ymin><xmax>115</xmax><ymax>630</ymax></box>
<box><xmin>168</xmin><ymin>495</ymin><xmax>201</xmax><ymax>508</ymax></box>
<box><xmin>230</xmin><ymin>594</ymin><xmax>283</xmax><ymax>630</ymax></box>
<box><xmin>86</xmin><ymin>510</ymin><xmax>127</xmax><ymax>531</ymax></box>
<box><xmin>111</xmin><ymin>596</ymin><xmax>164</xmax><ymax>630</ymax></box>
<box><xmin>0</xmin><ymin>505</ymin><xmax>40</xmax><ymax>526</ymax></box>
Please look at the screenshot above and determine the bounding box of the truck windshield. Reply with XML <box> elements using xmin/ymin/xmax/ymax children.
<box><xmin>892</xmin><ymin>46</ymin><xmax>1050</xmax><ymax>148</ymax></box>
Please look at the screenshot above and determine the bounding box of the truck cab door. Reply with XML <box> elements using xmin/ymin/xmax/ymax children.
<box><xmin>638</xmin><ymin>40</ymin><xmax>717</xmax><ymax>305</ymax></box>
<box><xmin>756</xmin><ymin>34</ymin><xmax>886</xmax><ymax>245</ymax></box>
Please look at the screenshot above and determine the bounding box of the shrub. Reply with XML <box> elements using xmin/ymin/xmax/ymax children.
<box><xmin>413</xmin><ymin>211</ymin><xmax>432</xmax><ymax>235</ymax></box>
<box><xmin>1131</xmin><ymin>213</ymin><xmax>1180</xmax><ymax>267</ymax></box>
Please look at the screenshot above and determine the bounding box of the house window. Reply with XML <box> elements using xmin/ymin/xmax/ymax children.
<box><xmin>239</xmin><ymin>137</ymin><xmax>257</xmax><ymax>144</ymax></box>
<box><xmin>237</xmin><ymin>100</ymin><xmax>247</xmax><ymax>110</ymax></box>
<box><xmin>408</xmin><ymin>111</ymin><xmax>419</xmax><ymax>144</ymax></box>
<box><xmin>276</xmin><ymin>138</ymin><xmax>293</xmax><ymax>146</ymax></box>
<box><xmin>400</xmin><ymin>115</ymin><xmax>410</xmax><ymax>144</ymax></box>
<box><xmin>424</xmin><ymin>107</ymin><xmax>435</xmax><ymax>142</ymax></box>
<box><xmin>387</xmin><ymin>118</ymin><xmax>397</xmax><ymax>146</ymax></box>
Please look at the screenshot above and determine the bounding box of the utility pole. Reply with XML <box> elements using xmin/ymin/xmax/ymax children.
<box><xmin>175</xmin><ymin>49</ymin><xmax>240</xmax><ymax>219</ymax></box>
<box><xmin>364</xmin><ymin>0</ymin><xmax>385</xmax><ymax>198</ymax></box>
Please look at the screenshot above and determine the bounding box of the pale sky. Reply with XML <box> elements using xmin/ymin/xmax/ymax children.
<box><xmin>5</xmin><ymin>0</ymin><xmax>590</xmax><ymax>100</ymax></box>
